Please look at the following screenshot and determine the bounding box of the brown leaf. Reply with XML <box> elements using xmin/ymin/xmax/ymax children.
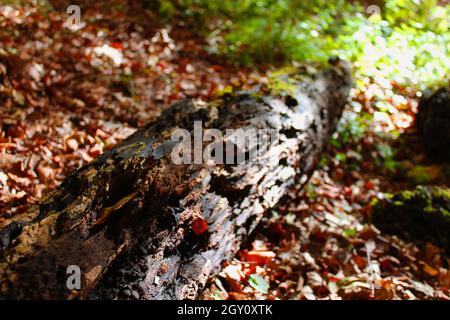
<box><xmin>66</xmin><ymin>138</ymin><xmax>79</xmax><ymax>151</ymax></box>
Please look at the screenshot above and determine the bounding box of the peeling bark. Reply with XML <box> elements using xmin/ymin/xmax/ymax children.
<box><xmin>0</xmin><ymin>60</ymin><xmax>352</xmax><ymax>299</ymax></box>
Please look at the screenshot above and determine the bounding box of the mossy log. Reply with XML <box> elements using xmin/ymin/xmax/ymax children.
<box><xmin>0</xmin><ymin>60</ymin><xmax>351</xmax><ymax>299</ymax></box>
<box><xmin>372</xmin><ymin>186</ymin><xmax>450</xmax><ymax>253</ymax></box>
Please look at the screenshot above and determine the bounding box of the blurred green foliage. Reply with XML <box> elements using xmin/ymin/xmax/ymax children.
<box><xmin>159</xmin><ymin>0</ymin><xmax>449</xmax><ymax>88</ymax></box>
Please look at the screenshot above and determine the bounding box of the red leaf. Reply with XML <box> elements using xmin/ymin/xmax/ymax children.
<box><xmin>353</xmin><ymin>255</ymin><xmax>366</xmax><ymax>268</ymax></box>
<box><xmin>191</xmin><ymin>216</ymin><xmax>208</xmax><ymax>235</ymax></box>
<box><xmin>110</xmin><ymin>42</ymin><xmax>123</xmax><ymax>50</ymax></box>
<box><xmin>240</xmin><ymin>250</ymin><xmax>276</xmax><ymax>265</ymax></box>
<box><xmin>210</xmin><ymin>65</ymin><xmax>225</xmax><ymax>71</ymax></box>
<box><xmin>364</xmin><ymin>180</ymin><xmax>374</xmax><ymax>190</ymax></box>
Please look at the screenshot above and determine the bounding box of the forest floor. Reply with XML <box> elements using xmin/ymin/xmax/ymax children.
<box><xmin>1</xmin><ymin>3</ymin><xmax>449</xmax><ymax>300</ymax></box>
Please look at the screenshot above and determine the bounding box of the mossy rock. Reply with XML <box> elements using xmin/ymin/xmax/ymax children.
<box><xmin>416</xmin><ymin>87</ymin><xmax>450</xmax><ymax>161</ymax></box>
<box><xmin>372</xmin><ymin>186</ymin><xmax>450</xmax><ymax>253</ymax></box>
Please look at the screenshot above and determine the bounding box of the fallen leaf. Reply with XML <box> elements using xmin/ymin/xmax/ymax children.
<box><xmin>420</xmin><ymin>261</ymin><xmax>439</xmax><ymax>277</ymax></box>
<box><xmin>248</xmin><ymin>274</ymin><xmax>269</xmax><ymax>294</ymax></box>
<box><xmin>94</xmin><ymin>191</ymin><xmax>137</xmax><ymax>225</ymax></box>
<box><xmin>66</xmin><ymin>138</ymin><xmax>79</xmax><ymax>151</ymax></box>
<box><xmin>241</xmin><ymin>250</ymin><xmax>276</xmax><ymax>265</ymax></box>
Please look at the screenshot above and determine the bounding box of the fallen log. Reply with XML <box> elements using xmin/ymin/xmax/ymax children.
<box><xmin>0</xmin><ymin>60</ymin><xmax>351</xmax><ymax>299</ymax></box>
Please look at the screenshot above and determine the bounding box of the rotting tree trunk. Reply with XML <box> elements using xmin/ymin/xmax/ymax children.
<box><xmin>0</xmin><ymin>60</ymin><xmax>352</xmax><ymax>300</ymax></box>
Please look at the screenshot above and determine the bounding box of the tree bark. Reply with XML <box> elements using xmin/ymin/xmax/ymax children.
<box><xmin>0</xmin><ymin>60</ymin><xmax>351</xmax><ymax>299</ymax></box>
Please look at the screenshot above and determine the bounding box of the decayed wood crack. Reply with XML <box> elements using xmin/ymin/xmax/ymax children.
<box><xmin>0</xmin><ymin>60</ymin><xmax>351</xmax><ymax>299</ymax></box>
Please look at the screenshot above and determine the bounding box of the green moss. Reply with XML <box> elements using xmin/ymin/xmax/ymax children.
<box><xmin>133</xmin><ymin>141</ymin><xmax>147</xmax><ymax>154</ymax></box>
<box><xmin>369</xmin><ymin>197</ymin><xmax>379</xmax><ymax>207</ymax></box>
<box><xmin>100</xmin><ymin>164</ymin><xmax>115</xmax><ymax>174</ymax></box>
<box><xmin>434</xmin><ymin>188</ymin><xmax>450</xmax><ymax>199</ymax></box>
<box><xmin>384</xmin><ymin>193</ymin><xmax>394</xmax><ymax>200</ymax></box>
<box><xmin>397</xmin><ymin>190</ymin><xmax>415</xmax><ymax>201</ymax></box>
<box><xmin>440</xmin><ymin>208</ymin><xmax>450</xmax><ymax>218</ymax></box>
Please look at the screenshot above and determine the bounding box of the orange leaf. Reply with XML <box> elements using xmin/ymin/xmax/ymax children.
<box><xmin>420</xmin><ymin>261</ymin><xmax>439</xmax><ymax>277</ymax></box>
<box><xmin>94</xmin><ymin>192</ymin><xmax>137</xmax><ymax>225</ymax></box>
